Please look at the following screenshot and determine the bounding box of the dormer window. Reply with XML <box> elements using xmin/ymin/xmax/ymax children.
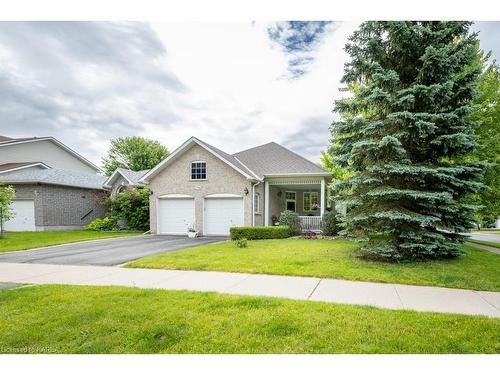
<box><xmin>191</xmin><ymin>161</ymin><xmax>207</xmax><ymax>180</ymax></box>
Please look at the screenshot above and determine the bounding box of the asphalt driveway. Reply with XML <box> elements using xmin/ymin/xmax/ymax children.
<box><xmin>0</xmin><ymin>235</ymin><xmax>226</xmax><ymax>266</ymax></box>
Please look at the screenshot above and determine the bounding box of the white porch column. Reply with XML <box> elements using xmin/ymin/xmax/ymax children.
<box><xmin>320</xmin><ymin>178</ymin><xmax>326</xmax><ymax>217</ymax></box>
<box><xmin>264</xmin><ymin>180</ymin><xmax>270</xmax><ymax>226</ymax></box>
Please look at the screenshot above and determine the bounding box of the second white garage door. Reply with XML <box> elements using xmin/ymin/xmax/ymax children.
<box><xmin>158</xmin><ymin>198</ymin><xmax>195</xmax><ymax>235</ymax></box>
<box><xmin>204</xmin><ymin>197</ymin><xmax>244</xmax><ymax>235</ymax></box>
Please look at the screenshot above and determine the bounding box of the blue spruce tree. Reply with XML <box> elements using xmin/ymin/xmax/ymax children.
<box><xmin>330</xmin><ymin>22</ymin><xmax>486</xmax><ymax>261</ymax></box>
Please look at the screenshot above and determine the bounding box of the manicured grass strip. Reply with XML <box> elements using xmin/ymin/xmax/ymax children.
<box><xmin>127</xmin><ymin>239</ymin><xmax>500</xmax><ymax>292</ymax></box>
<box><xmin>469</xmin><ymin>240</ymin><xmax>500</xmax><ymax>249</ymax></box>
<box><xmin>0</xmin><ymin>230</ymin><xmax>141</xmax><ymax>252</ymax></box>
<box><xmin>0</xmin><ymin>285</ymin><xmax>498</xmax><ymax>354</ymax></box>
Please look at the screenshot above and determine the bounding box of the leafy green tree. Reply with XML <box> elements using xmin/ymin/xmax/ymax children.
<box><xmin>331</xmin><ymin>22</ymin><xmax>485</xmax><ymax>261</ymax></box>
<box><xmin>469</xmin><ymin>60</ymin><xmax>500</xmax><ymax>225</ymax></box>
<box><xmin>105</xmin><ymin>188</ymin><xmax>150</xmax><ymax>231</ymax></box>
<box><xmin>321</xmin><ymin>150</ymin><xmax>352</xmax><ymax>181</ymax></box>
<box><xmin>0</xmin><ymin>180</ymin><xmax>15</xmax><ymax>237</ymax></box>
<box><xmin>102</xmin><ymin>137</ymin><xmax>169</xmax><ymax>176</ymax></box>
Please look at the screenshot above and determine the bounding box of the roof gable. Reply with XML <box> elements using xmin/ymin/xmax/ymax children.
<box><xmin>103</xmin><ymin>168</ymin><xmax>149</xmax><ymax>188</ymax></box>
<box><xmin>0</xmin><ymin>136</ymin><xmax>101</xmax><ymax>173</ymax></box>
<box><xmin>233</xmin><ymin>142</ymin><xmax>330</xmax><ymax>178</ymax></box>
<box><xmin>141</xmin><ymin>137</ymin><xmax>259</xmax><ymax>182</ymax></box>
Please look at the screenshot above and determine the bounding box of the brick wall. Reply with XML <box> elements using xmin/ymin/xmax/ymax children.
<box><xmin>13</xmin><ymin>184</ymin><xmax>107</xmax><ymax>230</ymax></box>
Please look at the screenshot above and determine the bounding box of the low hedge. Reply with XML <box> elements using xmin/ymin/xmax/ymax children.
<box><xmin>230</xmin><ymin>226</ymin><xmax>292</xmax><ymax>240</ymax></box>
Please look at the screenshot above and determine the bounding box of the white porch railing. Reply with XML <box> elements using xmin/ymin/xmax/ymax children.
<box><xmin>299</xmin><ymin>216</ymin><xmax>322</xmax><ymax>231</ymax></box>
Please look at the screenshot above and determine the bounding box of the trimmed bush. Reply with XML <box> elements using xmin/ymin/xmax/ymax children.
<box><xmin>230</xmin><ymin>226</ymin><xmax>292</xmax><ymax>240</ymax></box>
<box><xmin>321</xmin><ymin>211</ymin><xmax>340</xmax><ymax>236</ymax></box>
<box><xmin>85</xmin><ymin>217</ymin><xmax>117</xmax><ymax>231</ymax></box>
<box><xmin>278</xmin><ymin>210</ymin><xmax>302</xmax><ymax>235</ymax></box>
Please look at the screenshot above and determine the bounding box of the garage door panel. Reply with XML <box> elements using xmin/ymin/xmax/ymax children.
<box><xmin>204</xmin><ymin>198</ymin><xmax>243</xmax><ymax>235</ymax></box>
<box><xmin>4</xmin><ymin>200</ymin><xmax>36</xmax><ymax>231</ymax></box>
<box><xmin>158</xmin><ymin>198</ymin><xmax>195</xmax><ymax>235</ymax></box>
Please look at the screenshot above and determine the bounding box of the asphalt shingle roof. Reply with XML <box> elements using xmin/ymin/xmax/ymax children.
<box><xmin>0</xmin><ymin>168</ymin><xmax>106</xmax><ymax>190</ymax></box>
<box><xmin>0</xmin><ymin>162</ymin><xmax>46</xmax><ymax>172</ymax></box>
<box><xmin>194</xmin><ymin>138</ymin><xmax>259</xmax><ymax>178</ymax></box>
<box><xmin>233</xmin><ymin>142</ymin><xmax>329</xmax><ymax>178</ymax></box>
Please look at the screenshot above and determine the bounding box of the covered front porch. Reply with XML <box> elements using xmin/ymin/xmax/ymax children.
<box><xmin>263</xmin><ymin>176</ymin><xmax>328</xmax><ymax>231</ymax></box>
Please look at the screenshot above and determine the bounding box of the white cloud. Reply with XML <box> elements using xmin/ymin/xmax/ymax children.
<box><xmin>147</xmin><ymin>21</ymin><xmax>359</xmax><ymax>159</ymax></box>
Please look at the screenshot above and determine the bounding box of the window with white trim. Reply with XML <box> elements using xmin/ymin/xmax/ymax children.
<box><xmin>303</xmin><ymin>192</ymin><xmax>319</xmax><ymax>212</ymax></box>
<box><xmin>254</xmin><ymin>192</ymin><xmax>260</xmax><ymax>214</ymax></box>
<box><xmin>191</xmin><ymin>161</ymin><xmax>207</xmax><ymax>180</ymax></box>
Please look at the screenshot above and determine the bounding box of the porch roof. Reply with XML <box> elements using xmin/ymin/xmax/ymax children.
<box><xmin>233</xmin><ymin>142</ymin><xmax>330</xmax><ymax>179</ymax></box>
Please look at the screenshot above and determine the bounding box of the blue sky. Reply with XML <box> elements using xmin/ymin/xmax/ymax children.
<box><xmin>0</xmin><ymin>21</ymin><xmax>498</xmax><ymax>165</ymax></box>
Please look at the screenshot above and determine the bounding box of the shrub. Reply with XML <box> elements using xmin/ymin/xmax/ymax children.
<box><xmin>85</xmin><ymin>217</ymin><xmax>117</xmax><ymax>231</ymax></box>
<box><xmin>105</xmin><ymin>188</ymin><xmax>149</xmax><ymax>231</ymax></box>
<box><xmin>278</xmin><ymin>210</ymin><xmax>302</xmax><ymax>235</ymax></box>
<box><xmin>321</xmin><ymin>211</ymin><xmax>340</xmax><ymax>236</ymax></box>
<box><xmin>233</xmin><ymin>238</ymin><xmax>248</xmax><ymax>248</ymax></box>
<box><xmin>230</xmin><ymin>226</ymin><xmax>292</xmax><ymax>240</ymax></box>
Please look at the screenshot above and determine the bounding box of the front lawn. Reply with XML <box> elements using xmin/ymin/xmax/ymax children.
<box><xmin>0</xmin><ymin>285</ymin><xmax>498</xmax><ymax>354</ymax></box>
<box><xmin>127</xmin><ymin>239</ymin><xmax>500</xmax><ymax>291</ymax></box>
<box><xmin>0</xmin><ymin>230</ymin><xmax>141</xmax><ymax>253</ymax></box>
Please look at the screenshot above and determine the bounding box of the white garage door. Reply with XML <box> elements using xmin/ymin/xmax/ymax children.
<box><xmin>204</xmin><ymin>197</ymin><xmax>244</xmax><ymax>235</ymax></box>
<box><xmin>158</xmin><ymin>198</ymin><xmax>195</xmax><ymax>235</ymax></box>
<box><xmin>4</xmin><ymin>200</ymin><xmax>36</xmax><ymax>231</ymax></box>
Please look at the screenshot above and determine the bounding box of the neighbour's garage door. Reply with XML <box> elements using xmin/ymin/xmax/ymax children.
<box><xmin>4</xmin><ymin>200</ymin><xmax>36</xmax><ymax>231</ymax></box>
<box><xmin>204</xmin><ymin>197</ymin><xmax>244</xmax><ymax>235</ymax></box>
<box><xmin>157</xmin><ymin>198</ymin><xmax>195</xmax><ymax>235</ymax></box>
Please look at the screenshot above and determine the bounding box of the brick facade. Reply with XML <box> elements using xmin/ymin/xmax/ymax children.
<box><xmin>13</xmin><ymin>184</ymin><xmax>107</xmax><ymax>230</ymax></box>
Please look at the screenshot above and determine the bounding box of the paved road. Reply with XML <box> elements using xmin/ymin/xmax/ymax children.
<box><xmin>0</xmin><ymin>235</ymin><xmax>226</xmax><ymax>266</ymax></box>
<box><xmin>467</xmin><ymin>232</ymin><xmax>500</xmax><ymax>244</ymax></box>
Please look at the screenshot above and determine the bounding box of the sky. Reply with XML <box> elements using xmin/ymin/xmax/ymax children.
<box><xmin>0</xmin><ymin>21</ymin><xmax>499</xmax><ymax>167</ymax></box>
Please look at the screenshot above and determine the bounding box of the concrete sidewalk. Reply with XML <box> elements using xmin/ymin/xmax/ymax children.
<box><xmin>0</xmin><ymin>262</ymin><xmax>499</xmax><ymax>318</ymax></box>
<box><xmin>467</xmin><ymin>242</ymin><xmax>500</xmax><ymax>255</ymax></box>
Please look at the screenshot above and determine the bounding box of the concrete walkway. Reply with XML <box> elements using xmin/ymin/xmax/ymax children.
<box><xmin>0</xmin><ymin>262</ymin><xmax>499</xmax><ymax>318</ymax></box>
<box><xmin>467</xmin><ymin>242</ymin><xmax>500</xmax><ymax>255</ymax></box>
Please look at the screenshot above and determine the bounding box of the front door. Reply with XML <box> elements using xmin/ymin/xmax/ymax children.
<box><xmin>285</xmin><ymin>191</ymin><xmax>296</xmax><ymax>212</ymax></box>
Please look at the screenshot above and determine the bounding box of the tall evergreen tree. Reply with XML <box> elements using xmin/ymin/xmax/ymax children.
<box><xmin>329</xmin><ymin>22</ymin><xmax>485</xmax><ymax>261</ymax></box>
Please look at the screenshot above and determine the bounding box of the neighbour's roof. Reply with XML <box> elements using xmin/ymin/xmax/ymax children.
<box><xmin>0</xmin><ymin>136</ymin><xmax>101</xmax><ymax>172</ymax></box>
<box><xmin>0</xmin><ymin>135</ymin><xmax>15</xmax><ymax>142</ymax></box>
<box><xmin>233</xmin><ymin>142</ymin><xmax>330</xmax><ymax>178</ymax></box>
<box><xmin>0</xmin><ymin>162</ymin><xmax>50</xmax><ymax>173</ymax></box>
<box><xmin>0</xmin><ymin>168</ymin><xmax>107</xmax><ymax>190</ymax></box>
<box><xmin>103</xmin><ymin>168</ymin><xmax>150</xmax><ymax>188</ymax></box>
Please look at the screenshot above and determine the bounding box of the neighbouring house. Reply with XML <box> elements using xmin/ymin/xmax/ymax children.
<box><xmin>141</xmin><ymin>137</ymin><xmax>332</xmax><ymax>236</ymax></box>
<box><xmin>0</xmin><ymin>136</ymin><xmax>101</xmax><ymax>174</ymax></box>
<box><xmin>102</xmin><ymin>168</ymin><xmax>150</xmax><ymax>197</ymax></box>
<box><xmin>0</xmin><ymin>135</ymin><xmax>106</xmax><ymax>231</ymax></box>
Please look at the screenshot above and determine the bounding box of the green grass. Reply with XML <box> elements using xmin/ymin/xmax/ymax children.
<box><xmin>472</xmin><ymin>229</ymin><xmax>500</xmax><ymax>233</ymax></box>
<box><xmin>469</xmin><ymin>240</ymin><xmax>500</xmax><ymax>249</ymax></box>
<box><xmin>127</xmin><ymin>239</ymin><xmax>500</xmax><ymax>291</ymax></box>
<box><xmin>0</xmin><ymin>285</ymin><xmax>498</xmax><ymax>354</ymax></box>
<box><xmin>0</xmin><ymin>230</ymin><xmax>141</xmax><ymax>252</ymax></box>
